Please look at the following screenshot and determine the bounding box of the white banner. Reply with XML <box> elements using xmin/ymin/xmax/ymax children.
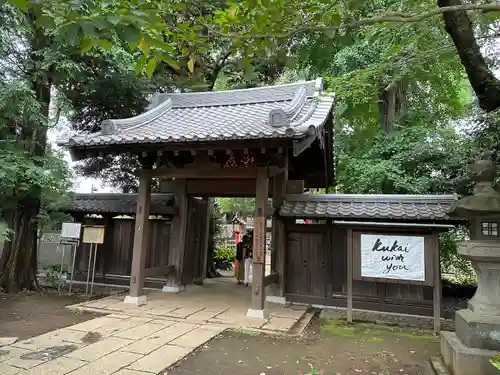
<box><xmin>60</xmin><ymin>223</ymin><xmax>82</xmax><ymax>239</ymax></box>
<box><xmin>360</xmin><ymin>234</ymin><xmax>425</xmax><ymax>281</ymax></box>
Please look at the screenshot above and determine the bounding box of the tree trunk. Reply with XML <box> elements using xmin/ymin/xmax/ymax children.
<box><xmin>0</xmin><ymin>200</ymin><xmax>40</xmax><ymax>292</ymax></box>
<box><xmin>437</xmin><ymin>0</ymin><xmax>500</xmax><ymax>112</ymax></box>
<box><xmin>379</xmin><ymin>80</ymin><xmax>408</xmax><ymax>133</ymax></box>
<box><xmin>0</xmin><ymin>15</ymin><xmax>52</xmax><ymax>293</ymax></box>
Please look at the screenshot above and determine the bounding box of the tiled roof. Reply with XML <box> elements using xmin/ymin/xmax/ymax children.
<box><xmin>279</xmin><ymin>194</ymin><xmax>461</xmax><ymax>222</ymax></box>
<box><xmin>56</xmin><ymin>78</ymin><xmax>334</xmax><ymax>148</ymax></box>
<box><xmin>63</xmin><ymin>193</ymin><xmax>174</xmax><ymax>215</ymax></box>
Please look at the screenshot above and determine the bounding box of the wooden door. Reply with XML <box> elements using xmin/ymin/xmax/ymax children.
<box><xmin>285</xmin><ymin>226</ymin><xmax>330</xmax><ymax>298</ymax></box>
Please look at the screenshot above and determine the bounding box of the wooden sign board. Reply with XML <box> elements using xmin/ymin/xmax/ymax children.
<box><xmin>82</xmin><ymin>226</ymin><xmax>105</xmax><ymax>244</ymax></box>
<box><xmin>60</xmin><ymin>222</ymin><xmax>82</xmax><ymax>239</ymax></box>
<box><xmin>252</xmin><ymin>217</ymin><xmax>266</xmax><ymax>264</ymax></box>
<box><xmin>360</xmin><ymin>234</ymin><xmax>425</xmax><ymax>282</ymax></box>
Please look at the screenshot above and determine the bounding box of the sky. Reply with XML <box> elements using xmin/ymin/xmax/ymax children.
<box><xmin>47</xmin><ymin>127</ymin><xmax>115</xmax><ymax>194</ymax></box>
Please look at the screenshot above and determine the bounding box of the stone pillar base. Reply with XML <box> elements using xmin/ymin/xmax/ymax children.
<box><xmin>162</xmin><ymin>285</ymin><xmax>185</xmax><ymax>293</ymax></box>
<box><xmin>265</xmin><ymin>295</ymin><xmax>286</xmax><ymax>304</ymax></box>
<box><xmin>247</xmin><ymin>308</ymin><xmax>266</xmax><ymax>319</ymax></box>
<box><xmin>441</xmin><ymin>331</ymin><xmax>498</xmax><ymax>375</ymax></box>
<box><xmin>455</xmin><ymin>309</ymin><xmax>500</xmax><ymax>351</ymax></box>
<box><xmin>123</xmin><ymin>295</ymin><xmax>147</xmax><ymax>305</ymax></box>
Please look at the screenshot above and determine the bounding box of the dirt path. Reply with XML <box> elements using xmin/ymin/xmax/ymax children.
<box><xmin>0</xmin><ymin>291</ymin><xmax>101</xmax><ymax>340</ymax></box>
<box><xmin>168</xmin><ymin>318</ymin><xmax>439</xmax><ymax>375</ymax></box>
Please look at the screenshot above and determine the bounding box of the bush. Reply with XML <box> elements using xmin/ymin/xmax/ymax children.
<box><xmin>213</xmin><ymin>247</ymin><xmax>235</xmax><ymax>271</ymax></box>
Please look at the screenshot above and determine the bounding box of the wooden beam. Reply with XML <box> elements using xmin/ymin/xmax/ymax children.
<box><xmin>148</xmin><ymin>166</ymin><xmax>285</xmax><ymax>179</ymax></box>
<box><xmin>271</xmin><ymin>162</ymin><xmax>287</xmax><ymax>297</ymax></box>
<box><xmin>264</xmin><ymin>272</ymin><xmax>279</xmax><ymax>287</ymax></box>
<box><xmin>144</xmin><ymin>265</ymin><xmax>175</xmax><ymax>278</ymax></box>
<box><xmin>127</xmin><ymin>168</ymin><xmax>152</xmax><ymax>302</ymax></box>
<box><xmin>184</xmin><ymin>179</ymin><xmax>274</xmax><ymax>197</ymax></box>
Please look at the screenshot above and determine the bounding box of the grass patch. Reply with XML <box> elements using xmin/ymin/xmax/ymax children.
<box><xmin>319</xmin><ymin>318</ymin><xmax>438</xmax><ymax>343</ymax></box>
<box><xmin>237</xmin><ymin>327</ymin><xmax>262</xmax><ymax>336</ymax></box>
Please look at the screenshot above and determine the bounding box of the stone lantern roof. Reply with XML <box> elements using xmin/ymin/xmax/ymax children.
<box><xmin>447</xmin><ymin>155</ymin><xmax>500</xmax><ymax>218</ymax></box>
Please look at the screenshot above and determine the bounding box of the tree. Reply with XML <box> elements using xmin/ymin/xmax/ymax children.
<box><xmin>8</xmin><ymin>0</ymin><xmax>497</xmax><ymax>112</ymax></box>
<box><xmin>0</xmin><ymin>5</ymin><xmax>73</xmax><ymax>292</ymax></box>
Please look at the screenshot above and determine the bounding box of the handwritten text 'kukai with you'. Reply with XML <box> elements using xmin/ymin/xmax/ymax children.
<box><xmin>371</xmin><ymin>238</ymin><xmax>410</xmax><ymax>274</ymax></box>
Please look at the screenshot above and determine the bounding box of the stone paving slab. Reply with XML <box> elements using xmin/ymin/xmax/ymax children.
<box><xmin>0</xmin><ymin>346</ymin><xmax>31</xmax><ymax>363</ymax></box>
<box><xmin>0</xmin><ymin>338</ymin><xmax>18</xmax><ymax>347</ymax></box>
<box><xmin>67</xmin><ymin>350</ymin><xmax>143</xmax><ymax>375</ymax></box>
<box><xmin>0</xmin><ymin>362</ymin><xmax>22</xmax><ymax>375</ymax></box>
<box><xmin>127</xmin><ymin>344</ymin><xmax>192</xmax><ymax>373</ymax></box>
<box><xmin>114</xmin><ymin>322</ymin><xmax>173</xmax><ymax>340</ymax></box>
<box><xmin>168</xmin><ymin>327</ymin><xmax>223</xmax><ymax>348</ymax></box>
<box><xmin>262</xmin><ymin>317</ymin><xmax>298</xmax><ymax>332</ymax></box>
<box><xmin>113</xmin><ymin>369</ymin><xmax>155</xmax><ymax>375</ymax></box>
<box><xmin>65</xmin><ymin>337</ymin><xmax>134</xmax><ymax>361</ymax></box>
<box><xmin>121</xmin><ymin>322</ymin><xmax>199</xmax><ymax>355</ymax></box>
<box><xmin>12</xmin><ymin>329</ymin><xmax>88</xmax><ymax>350</ymax></box>
<box><xmin>22</xmin><ymin>356</ymin><xmax>87</xmax><ymax>375</ymax></box>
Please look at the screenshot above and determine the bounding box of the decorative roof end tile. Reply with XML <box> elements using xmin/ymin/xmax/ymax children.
<box><xmin>269</xmin><ymin>108</ymin><xmax>289</xmax><ymax>128</ymax></box>
<box><xmin>100</xmin><ymin>120</ymin><xmax>117</xmax><ymax>135</ymax></box>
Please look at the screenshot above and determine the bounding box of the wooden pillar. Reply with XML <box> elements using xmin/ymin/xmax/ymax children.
<box><xmin>164</xmin><ymin>178</ymin><xmax>188</xmax><ymax>292</ymax></box>
<box><xmin>432</xmin><ymin>232</ymin><xmax>442</xmax><ymax>334</ymax></box>
<box><xmin>269</xmin><ymin>170</ymin><xmax>287</xmax><ymax>301</ymax></box>
<box><xmin>247</xmin><ymin>168</ymin><xmax>269</xmax><ymax>318</ymax></box>
<box><xmin>347</xmin><ymin>228</ymin><xmax>353</xmax><ymax>323</ymax></box>
<box><xmin>124</xmin><ymin>169</ymin><xmax>152</xmax><ymax>305</ymax></box>
<box><xmin>200</xmin><ymin>198</ymin><xmax>213</xmax><ymax>282</ymax></box>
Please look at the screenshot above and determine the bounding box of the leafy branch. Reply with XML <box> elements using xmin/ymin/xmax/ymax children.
<box><xmin>207</xmin><ymin>3</ymin><xmax>500</xmax><ymax>40</ymax></box>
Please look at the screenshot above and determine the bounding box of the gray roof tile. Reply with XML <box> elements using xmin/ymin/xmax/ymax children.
<box><xmin>63</xmin><ymin>193</ymin><xmax>174</xmax><ymax>215</ymax></box>
<box><xmin>279</xmin><ymin>194</ymin><xmax>461</xmax><ymax>222</ymax></box>
<box><xmin>57</xmin><ymin>78</ymin><xmax>334</xmax><ymax>148</ymax></box>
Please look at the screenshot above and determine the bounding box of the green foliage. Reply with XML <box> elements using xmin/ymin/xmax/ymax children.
<box><xmin>490</xmin><ymin>354</ymin><xmax>500</xmax><ymax>371</ymax></box>
<box><xmin>213</xmin><ymin>247</ymin><xmax>235</xmax><ymax>271</ymax></box>
<box><xmin>216</xmin><ymin>198</ymin><xmax>256</xmax><ymax>216</ymax></box>
<box><xmin>43</xmin><ymin>263</ymin><xmax>66</xmax><ymax>288</ymax></box>
<box><xmin>336</xmin><ymin>123</ymin><xmax>473</xmax><ymax>195</ymax></box>
<box><xmin>440</xmin><ymin>229</ymin><xmax>476</xmax><ymax>285</ymax></box>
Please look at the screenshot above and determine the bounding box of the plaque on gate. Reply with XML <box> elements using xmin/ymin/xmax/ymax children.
<box><xmin>253</xmin><ymin>217</ymin><xmax>266</xmax><ymax>264</ymax></box>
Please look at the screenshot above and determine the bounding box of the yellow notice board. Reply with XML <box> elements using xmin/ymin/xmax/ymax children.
<box><xmin>82</xmin><ymin>225</ymin><xmax>105</xmax><ymax>244</ymax></box>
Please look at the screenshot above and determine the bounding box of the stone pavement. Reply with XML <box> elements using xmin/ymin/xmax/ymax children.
<box><xmin>0</xmin><ymin>279</ymin><xmax>310</xmax><ymax>375</ymax></box>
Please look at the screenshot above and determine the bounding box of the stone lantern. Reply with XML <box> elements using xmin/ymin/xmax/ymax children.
<box><xmin>440</xmin><ymin>155</ymin><xmax>500</xmax><ymax>375</ymax></box>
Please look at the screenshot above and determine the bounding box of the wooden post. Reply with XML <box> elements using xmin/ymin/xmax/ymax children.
<box><xmin>164</xmin><ymin>179</ymin><xmax>188</xmax><ymax>292</ymax></box>
<box><xmin>433</xmin><ymin>232</ymin><xmax>441</xmax><ymax>334</ymax></box>
<box><xmin>270</xmin><ymin>170</ymin><xmax>287</xmax><ymax>300</ymax></box>
<box><xmin>124</xmin><ymin>169</ymin><xmax>152</xmax><ymax>305</ymax></box>
<box><xmin>347</xmin><ymin>228</ymin><xmax>353</xmax><ymax>323</ymax></box>
<box><xmin>247</xmin><ymin>168</ymin><xmax>269</xmax><ymax>318</ymax></box>
<box><xmin>200</xmin><ymin>198</ymin><xmax>213</xmax><ymax>282</ymax></box>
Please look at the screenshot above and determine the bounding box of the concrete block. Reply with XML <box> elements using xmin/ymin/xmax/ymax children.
<box><xmin>441</xmin><ymin>331</ymin><xmax>499</xmax><ymax>375</ymax></box>
<box><xmin>247</xmin><ymin>308</ymin><xmax>266</xmax><ymax>319</ymax></box>
<box><xmin>123</xmin><ymin>295</ymin><xmax>147</xmax><ymax>305</ymax></box>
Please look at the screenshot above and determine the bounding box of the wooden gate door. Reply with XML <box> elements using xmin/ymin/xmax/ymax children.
<box><xmin>285</xmin><ymin>225</ymin><xmax>331</xmax><ymax>301</ymax></box>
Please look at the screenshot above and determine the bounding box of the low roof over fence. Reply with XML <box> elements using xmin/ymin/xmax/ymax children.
<box><xmin>279</xmin><ymin>194</ymin><xmax>463</xmax><ymax>223</ymax></box>
<box><xmin>62</xmin><ymin>193</ymin><xmax>174</xmax><ymax>216</ymax></box>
